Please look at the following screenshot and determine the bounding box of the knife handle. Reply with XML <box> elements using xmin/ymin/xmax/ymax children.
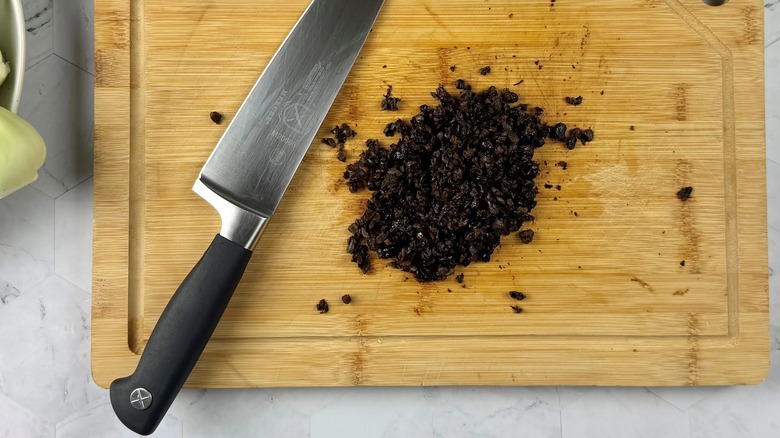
<box><xmin>110</xmin><ymin>234</ymin><xmax>252</xmax><ymax>436</ymax></box>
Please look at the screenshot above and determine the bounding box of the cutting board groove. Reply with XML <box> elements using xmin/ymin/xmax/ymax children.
<box><xmin>93</xmin><ymin>0</ymin><xmax>768</xmax><ymax>387</ymax></box>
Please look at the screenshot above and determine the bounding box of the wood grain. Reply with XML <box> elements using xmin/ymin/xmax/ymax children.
<box><xmin>93</xmin><ymin>0</ymin><xmax>768</xmax><ymax>388</ymax></box>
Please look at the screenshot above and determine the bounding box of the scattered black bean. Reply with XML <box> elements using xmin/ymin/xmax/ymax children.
<box><xmin>556</xmin><ymin>161</ymin><xmax>568</xmax><ymax>170</ymax></box>
<box><xmin>680</xmin><ymin>260</ymin><xmax>686</xmax><ymax>267</ymax></box>
<box><xmin>316</xmin><ymin>299</ymin><xmax>329</xmax><ymax>314</ymax></box>
<box><xmin>209</xmin><ymin>111</ymin><xmax>224</xmax><ymax>124</ymax></box>
<box><xmin>509</xmin><ymin>291</ymin><xmax>526</xmax><ymax>300</ymax></box>
<box><xmin>455</xmin><ymin>273</ymin><xmax>465</xmax><ymax>284</ymax></box>
<box><xmin>341</xmin><ymin>294</ymin><xmax>352</xmax><ymax>304</ymax></box>
<box><xmin>565</xmin><ymin>96</ymin><xmax>583</xmax><ymax>106</ymax></box>
<box><xmin>380</xmin><ymin>85</ymin><xmax>401</xmax><ymax>111</ymax></box>
<box><xmin>337</xmin><ymin>149</ymin><xmax>347</xmax><ymax>162</ymax></box>
<box><xmin>550</xmin><ymin>123</ymin><xmax>567</xmax><ymax>141</ymax></box>
<box><xmin>579</xmin><ymin>128</ymin><xmax>595</xmax><ymax>144</ymax></box>
<box><xmin>677</xmin><ymin>186</ymin><xmax>693</xmax><ymax>201</ymax></box>
<box><xmin>480</xmin><ymin>66</ymin><xmax>492</xmax><ymax>75</ymax></box>
<box><xmin>331</xmin><ymin>123</ymin><xmax>357</xmax><ymax>143</ymax></box>
<box><xmin>510</xmin><ymin>305</ymin><xmax>524</xmax><ymax>314</ymax></box>
<box><xmin>518</xmin><ymin>230</ymin><xmax>535</xmax><ymax>244</ymax></box>
<box><xmin>383</xmin><ymin>122</ymin><xmax>397</xmax><ymax>137</ymax></box>
<box><xmin>322</xmin><ymin>137</ymin><xmax>337</xmax><ymax>148</ymax></box>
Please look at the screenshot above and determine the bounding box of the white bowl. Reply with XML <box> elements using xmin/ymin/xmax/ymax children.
<box><xmin>0</xmin><ymin>0</ymin><xmax>26</xmax><ymax>113</ymax></box>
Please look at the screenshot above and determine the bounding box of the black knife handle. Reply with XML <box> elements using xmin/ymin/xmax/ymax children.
<box><xmin>110</xmin><ymin>234</ymin><xmax>252</xmax><ymax>436</ymax></box>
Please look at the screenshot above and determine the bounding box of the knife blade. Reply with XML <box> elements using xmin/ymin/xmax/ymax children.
<box><xmin>109</xmin><ymin>1</ymin><xmax>384</xmax><ymax>434</ymax></box>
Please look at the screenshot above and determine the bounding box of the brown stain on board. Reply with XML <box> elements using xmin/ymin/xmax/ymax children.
<box><xmin>345</xmin><ymin>84</ymin><xmax>360</xmax><ymax>121</ymax></box>
<box><xmin>676</xmin><ymin>160</ymin><xmax>701</xmax><ymax>273</ymax></box>
<box><xmin>686</xmin><ymin>312</ymin><xmax>700</xmax><ymax>386</ymax></box>
<box><xmin>630</xmin><ymin>277</ymin><xmax>655</xmax><ymax>292</ymax></box>
<box><xmin>352</xmin><ymin>314</ymin><xmax>369</xmax><ymax>385</ymax></box>
<box><xmin>580</xmin><ymin>25</ymin><xmax>591</xmax><ymax>56</ymax></box>
<box><xmin>673</xmin><ymin>288</ymin><xmax>690</xmax><ymax>296</ymax></box>
<box><xmin>438</xmin><ymin>47</ymin><xmax>454</xmax><ymax>79</ymax></box>
<box><xmin>740</xmin><ymin>6</ymin><xmax>760</xmax><ymax>45</ymax></box>
<box><xmin>674</xmin><ymin>84</ymin><xmax>689</xmax><ymax>121</ymax></box>
<box><xmin>414</xmin><ymin>289</ymin><xmax>434</xmax><ymax>316</ymax></box>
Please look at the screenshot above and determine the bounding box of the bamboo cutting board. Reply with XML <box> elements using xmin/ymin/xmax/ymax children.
<box><xmin>93</xmin><ymin>0</ymin><xmax>768</xmax><ymax>387</ymax></box>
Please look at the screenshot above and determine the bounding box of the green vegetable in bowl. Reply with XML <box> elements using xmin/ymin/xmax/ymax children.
<box><xmin>0</xmin><ymin>105</ymin><xmax>46</xmax><ymax>198</ymax></box>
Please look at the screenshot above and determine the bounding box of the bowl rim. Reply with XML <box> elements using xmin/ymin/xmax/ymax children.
<box><xmin>3</xmin><ymin>0</ymin><xmax>26</xmax><ymax>113</ymax></box>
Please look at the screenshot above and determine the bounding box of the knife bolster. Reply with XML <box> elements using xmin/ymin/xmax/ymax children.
<box><xmin>193</xmin><ymin>179</ymin><xmax>269</xmax><ymax>250</ymax></box>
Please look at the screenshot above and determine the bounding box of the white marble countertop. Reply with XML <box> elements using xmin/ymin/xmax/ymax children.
<box><xmin>0</xmin><ymin>1</ymin><xmax>778</xmax><ymax>436</ymax></box>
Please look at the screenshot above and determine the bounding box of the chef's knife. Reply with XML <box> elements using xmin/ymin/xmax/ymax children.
<box><xmin>109</xmin><ymin>0</ymin><xmax>384</xmax><ymax>434</ymax></box>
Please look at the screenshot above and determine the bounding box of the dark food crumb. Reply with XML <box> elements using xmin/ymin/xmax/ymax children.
<box><xmin>509</xmin><ymin>291</ymin><xmax>526</xmax><ymax>300</ymax></box>
<box><xmin>550</xmin><ymin>123</ymin><xmax>567</xmax><ymax>141</ymax></box>
<box><xmin>513</xmin><ymin>79</ymin><xmax>524</xmax><ymax>86</ymax></box>
<box><xmin>629</xmin><ymin>125</ymin><xmax>635</xmax><ymax>131</ymax></box>
<box><xmin>209</xmin><ymin>111</ymin><xmax>224</xmax><ymax>124</ymax></box>
<box><xmin>450</xmin><ymin>65</ymin><xmax>457</xmax><ymax>72</ymax></box>
<box><xmin>316</xmin><ymin>299</ymin><xmax>329</xmax><ymax>314</ymax></box>
<box><xmin>383</xmin><ymin>65</ymin><xmax>387</xmax><ymax>69</ymax></box>
<box><xmin>544</xmin><ymin>184</ymin><xmax>553</xmax><ymax>189</ymax></box>
<box><xmin>455</xmin><ymin>79</ymin><xmax>471</xmax><ymax>90</ymax></box>
<box><xmin>676</xmin><ymin>186</ymin><xmax>693</xmax><ymax>201</ymax></box>
<box><xmin>381</xmin><ymin>86</ymin><xmax>401</xmax><ymax>111</ymax></box>
<box><xmin>331</xmin><ymin>123</ymin><xmax>357</xmax><ymax>143</ymax></box>
<box><xmin>680</xmin><ymin>260</ymin><xmax>686</xmax><ymax>267</ymax></box>
<box><xmin>510</xmin><ymin>305</ymin><xmax>524</xmax><ymax>314</ymax></box>
<box><xmin>556</xmin><ymin>161</ymin><xmax>568</xmax><ymax>170</ymax></box>
<box><xmin>555</xmin><ymin>185</ymin><xmax>561</xmax><ymax>191</ymax></box>
<box><xmin>455</xmin><ymin>273</ymin><xmax>465</xmax><ymax>284</ymax></box>
<box><xmin>565</xmin><ymin>96</ymin><xmax>583</xmax><ymax>106</ymax></box>
<box><xmin>578</xmin><ymin>128</ymin><xmax>595</xmax><ymax>143</ymax></box>
<box><xmin>341</xmin><ymin>294</ymin><xmax>352</xmax><ymax>304</ymax></box>
<box><xmin>383</xmin><ymin>121</ymin><xmax>398</xmax><ymax>137</ymax></box>
<box><xmin>343</xmin><ymin>81</ymin><xmax>589</xmax><ymax>281</ymax></box>
<box><xmin>480</xmin><ymin>66</ymin><xmax>492</xmax><ymax>75</ymax></box>
<box><xmin>337</xmin><ymin>149</ymin><xmax>347</xmax><ymax>162</ymax></box>
<box><xmin>518</xmin><ymin>229</ymin><xmax>535</xmax><ymax>244</ymax></box>
<box><xmin>322</xmin><ymin>137</ymin><xmax>337</xmax><ymax>148</ymax></box>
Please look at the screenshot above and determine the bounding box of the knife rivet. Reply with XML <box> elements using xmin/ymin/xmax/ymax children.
<box><xmin>130</xmin><ymin>388</ymin><xmax>153</xmax><ymax>410</ymax></box>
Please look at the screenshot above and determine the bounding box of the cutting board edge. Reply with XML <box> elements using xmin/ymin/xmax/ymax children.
<box><xmin>92</xmin><ymin>0</ymin><xmax>770</xmax><ymax>388</ymax></box>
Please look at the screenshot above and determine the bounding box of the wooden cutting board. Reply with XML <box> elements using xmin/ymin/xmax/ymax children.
<box><xmin>92</xmin><ymin>0</ymin><xmax>768</xmax><ymax>388</ymax></box>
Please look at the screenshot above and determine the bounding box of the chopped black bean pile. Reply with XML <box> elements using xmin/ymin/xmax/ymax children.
<box><xmin>509</xmin><ymin>291</ymin><xmax>526</xmax><ymax>300</ymax></box>
<box><xmin>341</xmin><ymin>294</ymin><xmax>352</xmax><ymax>304</ymax></box>
<box><xmin>677</xmin><ymin>186</ymin><xmax>693</xmax><ymax>201</ymax></box>
<box><xmin>209</xmin><ymin>111</ymin><xmax>224</xmax><ymax>124</ymax></box>
<box><xmin>316</xmin><ymin>299</ymin><xmax>329</xmax><ymax>314</ymax></box>
<box><xmin>343</xmin><ymin>81</ymin><xmax>591</xmax><ymax>281</ymax></box>
<box><xmin>518</xmin><ymin>229</ymin><xmax>535</xmax><ymax>244</ymax></box>
<box><xmin>380</xmin><ymin>85</ymin><xmax>401</xmax><ymax>111</ymax></box>
<box><xmin>565</xmin><ymin>96</ymin><xmax>583</xmax><ymax>106</ymax></box>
